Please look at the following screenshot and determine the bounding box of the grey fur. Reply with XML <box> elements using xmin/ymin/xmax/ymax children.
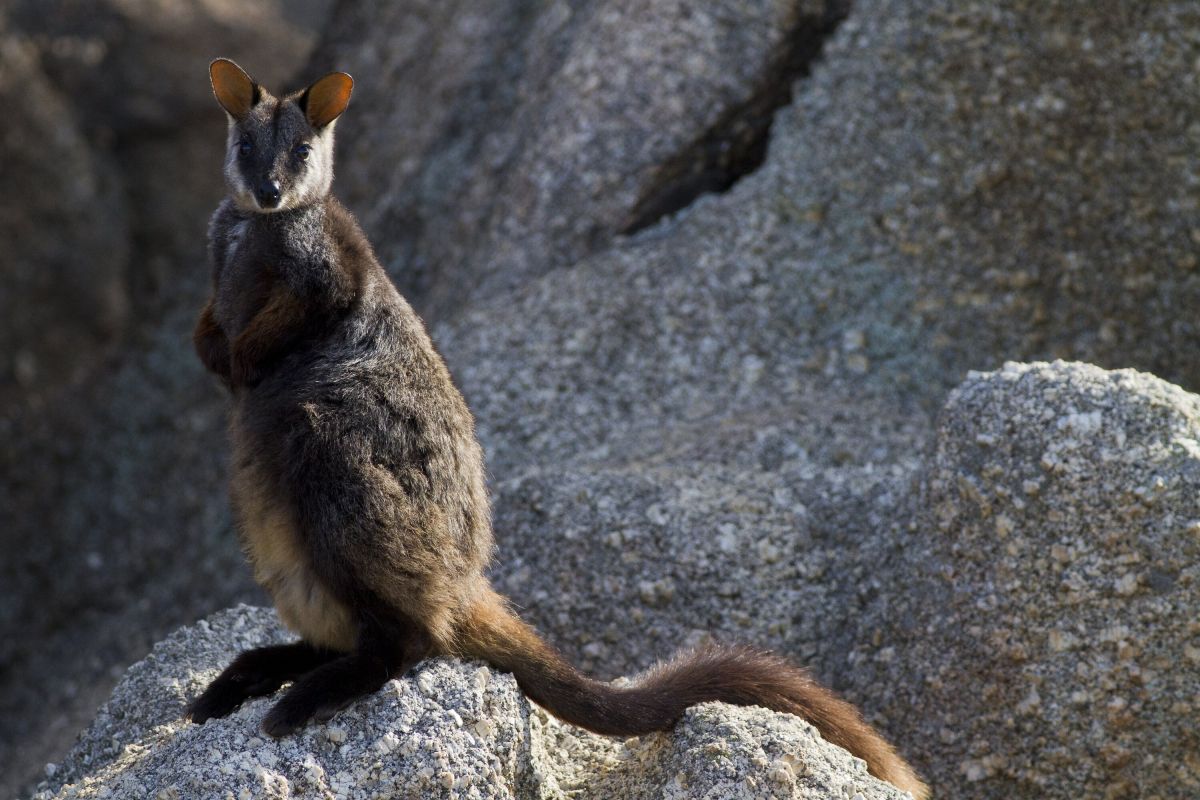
<box><xmin>205</xmin><ymin>196</ymin><xmax>493</xmax><ymax>650</ymax></box>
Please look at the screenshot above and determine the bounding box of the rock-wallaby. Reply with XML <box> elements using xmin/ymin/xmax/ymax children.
<box><xmin>187</xmin><ymin>58</ymin><xmax>928</xmax><ymax>799</ymax></box>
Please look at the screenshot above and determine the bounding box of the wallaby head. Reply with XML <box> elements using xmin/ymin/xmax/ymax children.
<box><xmin>209</xmin><ymin>58</ymin><xmax>353</xmax><ymax>213</ymax></box>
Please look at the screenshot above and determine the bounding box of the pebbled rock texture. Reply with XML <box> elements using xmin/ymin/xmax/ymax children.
<box><xmin>30</xmin><ymin>607</ymin><xmax>910</xmax><ymax>800</ymax></box>
<box><xmin>750</xmin><ymin>0</ymin><xmax>1200</xmax><ymax>391</ymax></box>
<box><xmin>40</xmin><ymin>361</ymin><xmax>1200</xmax><ymax>799</ymax></box>
<box><xmin>851</xmin><ymin>361</ymin><xmax>1200</xmax><ymax>798</ymax></box>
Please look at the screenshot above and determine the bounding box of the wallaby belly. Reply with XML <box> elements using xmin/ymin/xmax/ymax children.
<box><xmin>229</xmin><ymin>442</ymin><xmax>356</xmax><ymax>653</ymax></box>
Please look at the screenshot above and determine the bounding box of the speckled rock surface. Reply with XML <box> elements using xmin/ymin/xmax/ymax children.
<box><xmin>308</xmin><ymin>0</ymin><xmax>845</xmax><ymax>315</ymax></box>
<box><xmin>30</xmin><ymin>607</ymin><xmax>910</xmax><ymax>800</ymax></box>
<box><xmin>756</xmin><ymin>0</ymin><xmax>1200</xmax><ymax>390</ymax></box>
<box><xmin>850</xmin><ymin>362</ymin><xmax>1200</xmax><ymax>798</ymax></box>
<box><xmin>481</xmin><ymin>394</ymin><xmax>928</xmax><ymax>695</ymax></box>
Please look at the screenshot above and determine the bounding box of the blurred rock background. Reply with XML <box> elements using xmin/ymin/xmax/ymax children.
<box><xmin>3</xmin><ymin>0</ymin><xmax>1199</xmax><ymax>798</ymax></box>
<box><xmin>0</xmin><ymin>1</ymin><xmax>334</xmax><ymax>793</ymax></box>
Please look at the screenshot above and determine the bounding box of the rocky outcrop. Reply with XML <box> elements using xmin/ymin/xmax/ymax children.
<box><xmin>31</xmin><ymin>607</ymin><xmax>910</xmax><ymax>800</ymax></box>
<box><xmin>858</xmin><ymin>362</ymin><xmax>1200</xmax><ymax>798</ymax></box>
<box><xmin>7</xmin><ymin>0</ymin><xmax>1200</xmax><ymax>797</ymax></box>
<box><xmin>34</xmin><ymin>362</ymin><xmax>1200</xmax><ymax>799</ymax></box>
<box><xmin>7</xmin><ymin>0</ymin><xmax>326</xmax><ymax>135</ymax></box>
<box><xmin>0</xmin><ymin>23</ymin><xmax>127</xmax><ymax>409</ymax></box>
<box><xmin>761</xmin><ymin>1</ymin><xmax>1200</xmax><ymax>391</ymax></box>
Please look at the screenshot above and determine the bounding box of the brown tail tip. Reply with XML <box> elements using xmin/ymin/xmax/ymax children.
<box><xmin>640</xmin><ymin>642</ymin><xmax>930</xmax><ymax>798</ymax></box>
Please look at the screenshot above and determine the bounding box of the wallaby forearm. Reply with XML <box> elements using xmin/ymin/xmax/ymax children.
<box><xmin>229</xmin><ymin>286</ymin><xmax>308</xmax><ymax>386</ymax></box>
<box><xmin>193</xmin><ymin>299</ymin><xmax>231</xmax><ymax>380</ymax></box>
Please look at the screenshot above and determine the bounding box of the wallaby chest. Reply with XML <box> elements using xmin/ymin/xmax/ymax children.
<box><xmin>209</xmin><ymin>204</ymin><xmax>330</xmax><ymax>340</ymax></box>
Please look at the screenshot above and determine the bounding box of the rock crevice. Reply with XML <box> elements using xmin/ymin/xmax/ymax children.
<box><xmin>621</xmin><ymin>1</ymin><xmax>851</xmax><ymax>234</ymax></box>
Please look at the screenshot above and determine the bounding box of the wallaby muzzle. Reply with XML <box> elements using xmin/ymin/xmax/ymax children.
<box><xmin>256</xmin><ymin>179</ymin><xmax>282</xmax><ymax>209</ymax></box>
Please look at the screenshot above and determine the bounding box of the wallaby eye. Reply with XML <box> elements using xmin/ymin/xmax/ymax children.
<box><xmin>238</xmin><ymin>138</ymin><xmax>253</xmax><ymax>157</ymax></box>
<box><xmin>294</xmin><ymin>143</ymin><xmax>312</xmax><ymax>162</ymax></box>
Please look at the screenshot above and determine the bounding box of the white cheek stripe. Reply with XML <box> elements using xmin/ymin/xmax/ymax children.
<box><xmin>223</xmin><ymin>120</ymin><xmax>336</xmax><ymax>213</ymax></box>
<box><xmin>277</xmin><ymin>130</ymin><xmax>336</xmax><ymax>211</ymax></box>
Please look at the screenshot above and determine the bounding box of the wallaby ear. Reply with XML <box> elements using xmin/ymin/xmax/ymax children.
<box><xmin>301</xmin><ymin>72</ymin><xmax>354</xmax><ymax>129</ymax></box>
<box><xmin>210</xmin><ymin>58</ymin><xmax>259</xmax><ymax>119</ymax></box>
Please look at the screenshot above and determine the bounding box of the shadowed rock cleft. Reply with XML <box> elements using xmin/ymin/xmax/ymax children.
<box><xmin>621</xmin><ymin>1</ymin><xmax>851</xmax><ymax>234</ymax></box>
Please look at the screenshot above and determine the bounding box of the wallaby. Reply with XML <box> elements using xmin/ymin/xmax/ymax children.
<box><xmin>187</xmin><ymin>58</ymin><xmax>928</xmax><ymax>799</ymax></box>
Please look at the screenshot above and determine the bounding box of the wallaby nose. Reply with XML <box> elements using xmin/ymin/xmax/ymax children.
<box><xmin>256</xmin><ymin>179</ymin><xmax>282</xmax><ymax>208</ymax></box>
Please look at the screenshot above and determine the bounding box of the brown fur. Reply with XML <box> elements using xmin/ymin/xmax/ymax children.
<box><xmin>229</xmin><ymin>444</ymin><xmax>357</xmax><ymax>652</ymax></box>
<box><xmin>187</xmin><ymin>59</ymin><xmax>929</xmax><ymax>800</ymax></box>
<box><xmin>227</xmin><ymin>282</ymin><xmax>310</xmax><ymax>386</ymax></box>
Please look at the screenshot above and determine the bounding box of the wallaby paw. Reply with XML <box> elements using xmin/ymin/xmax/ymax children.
<box><xmin>188</xmin><ymin>672</ymin><xmax>285</xmax><ymax>724</ymax></box>
<box><xmin>261</xmin><ymin>696</ymin><xmax>310</xmax><ymax>738</ymax></box>
<box><xmin>261</xmin><ymin>693</ymin><xmax>353</xmax><ymax>737</ymax></box>
<box><xmin>187</xmin><ymin>678</ymin><xmax>251</xmax><ymax>724</ymax></box>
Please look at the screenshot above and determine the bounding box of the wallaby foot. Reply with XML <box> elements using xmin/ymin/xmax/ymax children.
<box><xmin>261</xmin><ymin>621</ymin><xmax>430</xmax><ymax>737</ymax></box>
<box><xmin>188</xmin><ymin>641</ymin><xmax>337</xmax><ymax>724</ymax></box>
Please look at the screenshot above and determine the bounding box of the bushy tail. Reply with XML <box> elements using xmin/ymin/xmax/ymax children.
<box><xmin>454</xmin><ymin>587</ymin><xmax>928</xmax><ymax>799</ymax></box>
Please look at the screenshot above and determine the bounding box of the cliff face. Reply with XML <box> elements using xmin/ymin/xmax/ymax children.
<box><xmin>305</xmin><ymin>0</ymin><xmax>850</xmax><ymax>316</ymax></box>
<box><xmin>32</xmin><ymin>361</ymin><xmax>1200</xmax><ymax>799</ymax></box>
<box><xmin>5</xmin><ymin>0</ymin><xmax>1200</xmax><ymax>797</ymax></box>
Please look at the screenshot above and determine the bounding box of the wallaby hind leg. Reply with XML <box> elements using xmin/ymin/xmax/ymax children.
<box><xmin>262</xmin><ymin>614</ymin><xmax>432</xmax><ymax>738</ymax></box>
<box><xmin>188</xmin><ymin>641</ymin><xmax>339</xmax><ymax>724</ymax></box>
